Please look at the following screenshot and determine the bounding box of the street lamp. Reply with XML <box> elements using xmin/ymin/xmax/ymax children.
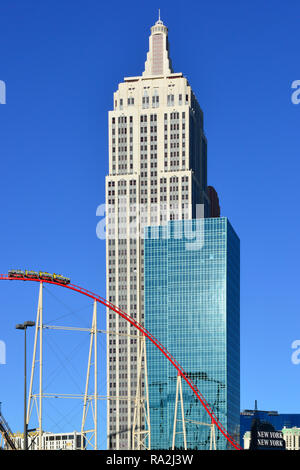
<box><xmin>15</xmin><ymin>321</ymin><xmax>35</xmax><ymax>451</ymax></box>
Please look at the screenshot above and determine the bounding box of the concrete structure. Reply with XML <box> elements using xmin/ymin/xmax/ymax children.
<box><xmin>243</xmin><ymin>427</ymin><xmax>300</xmax><ymax>450</ymax></box>
<box><xmin>144</xmin><ymin>218</ymin><xmax>240</xmax><ymax>449</ymax></box>
<box><xmin>13</xmin><ymin>430</ymin><xmax>84</xmax><ymax>450</ymax></box>
<box><xmin>240</xmin><ymin>408</ymin><xmax>300</xmax><ymax>447</ymax></box>
<box><xmin>106</xmin><ymin>16</ymin><xmax>211</xmax><ymax>450</ymax></box>
<box><xmin>282</xmin><ymin>427</ymin><xmax>300</xmax><ymax>450</ymax></box>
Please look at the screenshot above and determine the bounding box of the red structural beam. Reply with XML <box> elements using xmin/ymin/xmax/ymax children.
<box><xmin>0</xmin><ymin>274</ymin><xmax>242</xmax><ymax>450</ymax></box>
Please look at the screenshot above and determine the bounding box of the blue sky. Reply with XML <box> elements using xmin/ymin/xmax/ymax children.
<box><xmin>0</xmin><ymin>0</ymin><xmax>300</xmax><ymax>447</ymax></box>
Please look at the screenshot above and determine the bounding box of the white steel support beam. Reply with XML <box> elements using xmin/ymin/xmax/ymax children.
<box><xmin>132</xmin><ymin>335</ymin><xmax>151</xmax><ymax>450</ymax></box>
<box><xmin>210</xmin><ymin>420</ymin><xmax>216</xmax><ymax>450</ymax></box>
<box><xmin>81</xmin><ymin>300</ymin><xmax>98</xmax><ymax>450</ymax></box>
<box><xmin>172</xmin><ymin>373</ymin><xmax>187</xmax><ymax>450</ymax></box>
<box><xmin>27</xmin><ymin>282</ymin><xmax>43</xmax><ymax>449</ymax></box>
<box><xmin>183</xmin><ymin>418</ymin><xmax>217</xmax><ymax>450</ymax></box>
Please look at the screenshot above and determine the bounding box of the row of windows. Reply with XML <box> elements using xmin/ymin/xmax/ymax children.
<box><xmin>115</xmin><ymin>94</ymin><xmax>189</xmax><ymax>110</ymax></box>
<box><xmin>111</xmin><ymin>116</ymin><xmax>133</xmax><ymax>124</ymax></box>
<box><xmin>107</xmin><ymin>177</ymin><xmax>189</xmax><ymax>190</ymax></box>
<box><xmin>111</xmin><ymin>112</ymin><xmax>185</xmax><ymax>128</ymax></box>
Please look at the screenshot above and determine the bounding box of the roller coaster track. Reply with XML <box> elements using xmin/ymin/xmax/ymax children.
<box><xmin>0</xmin><ymin>274</ymin><xmax>242</xmax><ymax>450</ymax></box>
<box><xmin>0</xmin><ymin>411</ymin><xmax>18</xmax><ymax>450</ymax></box>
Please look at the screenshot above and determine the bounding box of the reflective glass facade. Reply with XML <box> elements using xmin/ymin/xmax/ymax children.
<box><xmin>144</xmin><ymin>218</ymin><xmax>240</xmax><ymax>449</ymax></box>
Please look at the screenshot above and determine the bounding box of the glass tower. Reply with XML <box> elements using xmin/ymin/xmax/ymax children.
<box><xmin>144</xmin><ymin>218</ymin><xmax>240</xmax><ymax>449</ymax></box>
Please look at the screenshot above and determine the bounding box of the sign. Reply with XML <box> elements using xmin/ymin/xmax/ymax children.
<box><xmin>256</xmin><ymin>430</ymin><xmax>285</xmax><ymax>449</ymax></box>
<box><xmin>249</xmin><ymin>419</ymin><xmax>286</xmax><ymax>450</ymax></box>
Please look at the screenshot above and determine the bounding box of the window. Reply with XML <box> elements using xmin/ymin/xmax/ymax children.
<box><xmin>142</xmin><ymin>91</ymin><xmax>149</xmax><ymax>109</ymax></box>
<box><xmin>167</xmin><ymin>94</ymin><xmax>174</xmax><ymax>106</ymax></box>
<box><xmin>152</xmin><ymin>90</ymin><xmax>159</xmax><ymax>108</ymax></box>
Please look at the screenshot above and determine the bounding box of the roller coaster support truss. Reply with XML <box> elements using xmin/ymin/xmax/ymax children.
<box><xmin>27</xmin><ymin>282</ymin><xmax>43</xmax><ymax>449</ymax></box>
<box><xmin>81</xmin><ymin>300</ymin><xmax>98</xmax><ymax>449</ymax></box>
<box><xmin>172</xmin><ymin>373</ymin><xmax>217</xmax><ymax>450</ymax></box>
<box><xmin>27</xmin><ymin>285</ymin><xmax>98</xmax><ymax>450</ymax></box>
<box><xmin>132</xmin><ymin>335</ymin><xmax>151</xmax><ymax>450</ymax></box>
<box><xmin>0</xmin><ymin>274</ymin><xmax>241</xmax><ymax>450</ymax></box>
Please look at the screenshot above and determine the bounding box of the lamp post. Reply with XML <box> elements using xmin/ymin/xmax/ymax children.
<box><xmin>15</xmin><ymin>321</ymin><xmax>35</xmax><ymax>450</ymax></box>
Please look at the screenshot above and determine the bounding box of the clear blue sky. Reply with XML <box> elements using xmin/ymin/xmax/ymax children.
<box><xmin>0</xmin><ymin>0</ymin><xmax>300</xmax><ymax>447</ymax></box>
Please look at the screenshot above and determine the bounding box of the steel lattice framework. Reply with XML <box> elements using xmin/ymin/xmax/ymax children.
<box><xmin>0</xmin><ymin>274</ymin><xmax>242</xmax><ymax>450</ymax></box>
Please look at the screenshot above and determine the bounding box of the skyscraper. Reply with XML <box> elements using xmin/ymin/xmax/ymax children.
<box><xmin>144</xmin><ymin>218</ymin><xmax>240</xmax><ymax>449</ymax></box>
<box><xmin>106</xmin><ymin>16</ymin><xmax>210</xmax><ymax>449</ymax></box>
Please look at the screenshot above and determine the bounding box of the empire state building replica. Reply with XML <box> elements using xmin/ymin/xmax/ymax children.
<box><xmin>106</xmin><ymin>16</ymin><xmax>216</xmax><ymax>449</ymax></box>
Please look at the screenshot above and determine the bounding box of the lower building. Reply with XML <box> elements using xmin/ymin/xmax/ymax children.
<box><xmin>241</xmin><ymin>408</ymin><xmax>300</xmax><ymax>447</ymax></box>
<box><xmin>13</xmin><ymin>430</ymin><xmax>84</xmax><ymax>450</ymax></box>
<box><xmin>144</xmin><ymin>217</ymin><xmax>240</xmax><ymax>449</ymax></box>
<box><xmin>282</xmin><ymin>427</ymin><xmax>300</xmax><ymax>450</ymax></box>
<box><xmin>243</xmin><ymin>427</ymin><xmax>300</xmax><ymax>450</ymax></box>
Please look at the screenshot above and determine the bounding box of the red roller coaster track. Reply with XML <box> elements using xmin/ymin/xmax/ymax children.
<box><xmin>0</xmin><ymin>274</ymin><xmax>241</xmax><ymax>450</ymax></box>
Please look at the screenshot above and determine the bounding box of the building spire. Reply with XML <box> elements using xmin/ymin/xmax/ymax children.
<box><xmin>143</xmin><ymin>16</ymin><xmax>173</xmax><ymax>77</ymax></box>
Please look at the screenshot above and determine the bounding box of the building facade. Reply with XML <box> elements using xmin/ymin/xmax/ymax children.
<box><xmin>282</xmin><ymin>427</ymin><xmax>300</xmax><ymax>450</ymax></box>
<box><xmin>106</xmin><ymin>17</ymin><xmax>211</xmax><ymax>449</ymax></box>
<box><xmin>13</xmin><ymin>431</ymin><xmax>83</xmax><ymax>450</ymax></box>
<box><xmin>144</xmin><ymin>218</ymin><xmax>240</xmax><ymax>449</ymax></box>
<box><xmin>243</xmin><ymin>427</ymin><xmax>300</xmax><ymax>450</ymax></box>
<box><xmin>241</xmin><ymin>408</ymin><xmax>300</xmax><ymax>448</ymax></box>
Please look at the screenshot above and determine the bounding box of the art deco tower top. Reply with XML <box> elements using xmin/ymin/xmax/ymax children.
<box><xmin>143</xmin><ymin>14</ymin><xmax>173</xmax><ymax>77</ymax></box>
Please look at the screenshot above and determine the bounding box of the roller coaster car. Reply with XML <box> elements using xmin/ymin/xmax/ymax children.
<box><xmin>24</xmin><ymin>270</ymin><xmax>39</xmax><ymax>279</ymax></box>
<box><xmin>53</xmin><ymin>274</ymin><xmax>70</xmax><ymax>285</ymax></box>
<box><xmin>39</xmin><ymin>272</ymin><xmax>53</xmax><ymax>281</ymax></box>
<box><xmin>8</xmin><ymin>269</ymin><xmax>25</xmax><ymax>278</ymax></box>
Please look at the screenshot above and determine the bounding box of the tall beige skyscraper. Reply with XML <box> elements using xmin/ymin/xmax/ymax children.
<box><xmin>106</xmin><ymin>16</ymin><xmax>210</xmax><ymax>449</ymax></box>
